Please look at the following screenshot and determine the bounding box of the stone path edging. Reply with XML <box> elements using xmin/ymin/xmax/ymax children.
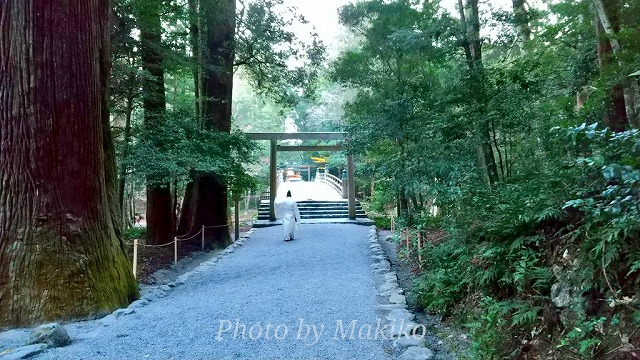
<box><xmin>367</xmin><ymin>226</ymin><xmax>434</xmax><ymax>360</ymax></box>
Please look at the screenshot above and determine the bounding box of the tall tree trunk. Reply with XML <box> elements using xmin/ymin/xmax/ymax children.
<box><xmin>101</xmin><ymin>13</ymin><xmax>124</xmax><ymax>242</ymax></box>
<box><xmin>188</xmin><ymin>0</ymin><xmax>202</xmax><ymax>121</ymax></box>
<box><xmin>177</xmin><ymin>180</ymin><xmax>195</xmax><ymax>235</ymax></box>
<box><xmin>130</xmin><ymin>181</ymin><xmax>136</xmax><ymax>220</ymax></box>
<box><xmin>464</xmin><ymin>0</ymin><xmax>482</xmax><ymax>64</ymax></box>
<box><xmin>593</xmin><ymin>0</ymin><xmax>637</xmax><ymax>130</ymax></box>
<box><xmin>457</xmin><ymin>0</ymin><xmax>473</xmax><ymax>68</ymax></box>
<box><xmin>0</xmin><ymin>0</ymin><xmax>138</xmax><ymax>328</ymax></box>
<box><xmin>460</xmin><ymin>0</ymin><xmax>499</xmax><ymax>186</ymax></box>
<box><xmin>512</xmin><ymin>0</ymin><xmax>531</xmax><ymax>52</ymax></box>
<box><xmin>118</xmin><ymin>97</ymin><xmax>134</xmax><ymax>225</ymax></box>
<box><xmin>177</xmin><ymin>0</ymin><xmax>201</xmax><ymax>235</ymax></box>
<box><xmin>182</xmin><ymin>0</ymin><xmax>236</xmax><ymax>247</ymax></box>
<box><xmin>137</xmin><ymin>0</ymin><xmax>175</xmax><ymax>245</ymax></box>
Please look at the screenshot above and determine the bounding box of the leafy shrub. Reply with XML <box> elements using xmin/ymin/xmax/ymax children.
<box><xmin>373</xmin><ymin>216</ymin><xmax>391</xmax><ymax>229</ymax></box>
<box><xmin>124</xmin><ymin>227</ymin><xmax>146</xmax><ymax>241</ymax></box>
<box><xmin>414</xmin><ymin>233</ymin><xmax>473</xmax><ymax>314</ymax></box>
<box><xmin>413</xmin><ymin>125</ymin><xmax>640</xmax><ymax>358</ymax></box>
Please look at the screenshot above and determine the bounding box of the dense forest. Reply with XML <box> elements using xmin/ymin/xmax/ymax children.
<box><xmin>334</xmin><ymin>0</ymin><xmax>640</xmax><ymax>358</ymax></box>
<box><xmin>1</xmin><ymin>0</ymin><xmax>639</xmax><ymax>358</ymax></box>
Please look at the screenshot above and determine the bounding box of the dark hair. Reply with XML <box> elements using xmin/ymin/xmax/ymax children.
<box><xmin>286</xmin><ymin>190</ymin><xmax>292</xmax><ymax>197</ymax></box>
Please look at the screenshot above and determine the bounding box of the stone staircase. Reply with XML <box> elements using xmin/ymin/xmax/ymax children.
<box><xmin>257</xmin><ymin>200</ymin><xmax>367</xmax><ymax>220</ymax></box>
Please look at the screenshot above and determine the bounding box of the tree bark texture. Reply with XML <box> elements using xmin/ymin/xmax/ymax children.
<box><xmin>188</xmin><ymin>0</ymin><xmax>202</xmax><ymax>121</ymax></box>
<box><xmin>464</xmin><ymin>0</ymin><xmax>482</xmax><ymax>65</ymax></box>
<box><xmin>177</xmin><ymin>179</ymin><xmax>194</xmax><ymax>236</ymax></box>
<box><xmin>182</xmin><ymin>0</ymin><xmax>236</xmax><ymax>246</ymax></box>
<box><xmin>177</xmin><ymin>0</ymin><xmax>201</xmax><ymax>236</ymax></box>
<box><xmin>202</xmin><ymin>0</ymin><xmax>235</xmax><ymax>132</ymax></box>
<box><xmin>461</xmin><ymin>0</ymin><xmax>499</xmax><ymax>186</ymax></box>
<box><xmin>593</xmin><ymin>0</ymin><xmax>637</xmax><ymax>130</ymax></box>
<box><xmin>117</xmin><ymin>98</ymin><xmax>133</xmax><ymax>221</ymax></box>
<box><xmin>0</xmin><ymin>0</ymin><xmax>139</xmax><ymax>328</ymax></box>
<box><xmin>138</xmin><ymin>0</ymin><xmax>175</xmax><ymax>245</ymax></box>
<box><xmin>512</xmin><ymin>0</ymin><xmax>531</xmax><ymax>48</ymax></box>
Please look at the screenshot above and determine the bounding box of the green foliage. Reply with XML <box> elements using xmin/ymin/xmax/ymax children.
<box><xmin>557</xmin><ymin>314</ymin><xmax>606</xmax><ymax>356</ymax></box>
<box><xmin>368</xmin><ymin>179</ymin><xmax>396</xmax><ymax>214</ymax></box>
<box><xmin>466</xmin><ymin>298</ymin><xmax>542</xmax><ymax>358</ymax></box>
<box><xmin>372</xmin><ymin>216</ymin><xmax>391</xmax><ymax>230</ymax></box>
<box><xmin>332</xmin><ymin>0</ymin><xmax>640</xmax><ymax>357</ymax></box>
<box><xmin>235</xmin><ymin>0</ymin><xmax>326</xmax><ymax>106</ymax></box>
<box><xmin>125</xmin><ymin>108</ymin><xmax>259</xmax><ymax>192</ymax></box>
<box><xmin>562</xmin><ymin>124</ymin><xmax>640</xmax><ymax>287</ymax></box>
<box><xmin>414</xmin><ymin>233</ymin><xmax>473</xmax><ymax>314</ymax></box>
<box><xmin>123</xmin><ymin>227</ymin><xmax>147</xmax><ymax>241</ymax></box>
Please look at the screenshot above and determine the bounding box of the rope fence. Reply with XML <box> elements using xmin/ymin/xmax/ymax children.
<box><xmin>131</xmin><ymin>224</ymin><xmax>229</xmax><ymax>279</ymax></box>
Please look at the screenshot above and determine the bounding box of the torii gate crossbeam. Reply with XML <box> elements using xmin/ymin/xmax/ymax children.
<box><xmin>245</xmin><ymin>132</ymin><xmax>355</xmax><ymax>221</ymax></box>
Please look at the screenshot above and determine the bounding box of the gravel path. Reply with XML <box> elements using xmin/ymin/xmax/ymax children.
<box><xmin>33</xmin><ymin>224</ymin><xmax>394</xmax><ymax>360</ymax></box>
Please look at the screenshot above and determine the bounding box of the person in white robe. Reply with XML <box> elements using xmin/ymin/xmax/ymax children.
<box><xmin>275</xmin><ymin>190</ymin><xmax>300</xmax><ymax>241</ymax></box>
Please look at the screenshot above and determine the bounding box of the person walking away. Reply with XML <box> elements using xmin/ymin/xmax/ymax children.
<box><xmin>279</xmin><ymin>191</ymin><xmax>300</xmax><ymax>241</ymax></box>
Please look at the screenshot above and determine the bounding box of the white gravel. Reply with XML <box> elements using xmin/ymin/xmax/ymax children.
<box><xmin>30</xmin><ymin>224</ymin><xmax>395</xmax><ymax>359</ymax></box>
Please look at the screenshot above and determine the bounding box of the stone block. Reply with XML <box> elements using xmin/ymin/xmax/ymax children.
<box><xmin>399</xmin><ymin>346</ymin><xmax>434</xmax><ymax>360</ymax></box>
<box><xmin>26</xmin><ymin>323</ymin><xmax>70</xmax><ymax>348</ymax></box>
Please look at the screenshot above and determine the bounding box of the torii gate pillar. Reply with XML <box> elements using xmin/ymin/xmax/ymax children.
<box><xmin>347</xmin><ymin>154</ymin><xmax>356</xmax><ymax>220</ymax></box>
<box><xmin>269</xmin><ymin>139</ymin><xmax>277</xmax><ymax>221</ymax></box>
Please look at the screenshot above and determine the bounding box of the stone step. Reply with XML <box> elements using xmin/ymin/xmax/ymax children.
<box><xmin>258</xmin><ymin>202</ymin><xmax>356</xmax><ymax>207</ymax></box>
<box><xmin>258</xmin><ymin>209</ymin><xmax>366</xmax><ymax>215</ymax></box>
<box><xmin>258</xmin><ymin>206</ymin><xmax>363</xmax><ymax>213</ymax></box>
<box><xmin>257</xmin><ymin>213</ymin><xmax>368</xmax><ymax>220</ymax></box>
<box><xmin>257</xmin><ymin>200</ymin><xmax>367</xmax><ymax>220</ymax></box>
<box><xmin>259</xmin><ymin>201</ymin><xmax>358</xmax><ymax>204</ymax></box>
<box><xmin>259</xmin><ymin>203</ymin><xmax>363</xmax><ymax>208</ymax></box>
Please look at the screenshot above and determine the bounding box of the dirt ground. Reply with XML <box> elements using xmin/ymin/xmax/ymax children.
<box><xmin>125</xmin><ymin>225</ymin><xmax>252</xmax><ymax>284</ymax></box>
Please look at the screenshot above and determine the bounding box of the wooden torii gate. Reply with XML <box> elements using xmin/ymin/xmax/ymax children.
<box><xmin>245</xmin><ymin>132</ymin><xmax>356</xmax><ymax>221</ymax></box>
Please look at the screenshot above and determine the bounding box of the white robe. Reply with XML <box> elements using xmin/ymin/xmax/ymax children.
<box><xmin>275</xmin><ymin>197</ymin><xmax>301</xmax><ymax>238</ymax></box>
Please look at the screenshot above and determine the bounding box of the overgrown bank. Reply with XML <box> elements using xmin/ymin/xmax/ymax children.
<box><xmin>395</xmin><ymin>125</ymin><xmax>640</xmax><ymax>358</ymax></box>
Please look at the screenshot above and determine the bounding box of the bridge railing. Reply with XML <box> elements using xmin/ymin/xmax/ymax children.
<box><xmin>315</xmin><ymin>172</ymin><xmax>343</xmax><ymax>196</ymax></box>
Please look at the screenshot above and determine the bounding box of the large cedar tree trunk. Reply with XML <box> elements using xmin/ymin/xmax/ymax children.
<box><xmin>177</xmin><ymin>0</ymin><xmax>202</xmax><ymax>235</ymax></box>
<box><xmin>0</xmin><ymin>0</ymin><xmax>139</xmax><ymax>328</ymax></box>
<box><xmin>181</xmin><ymin>0</ymin><xmax>235</xmax><ymax>247</ymax></box>
<box><xmin>117</xmin><ymin>98</ymin><xmax>133</xmax><ymax>222</ymax></box>
<box><xmin>137</xmin><ymin>0</ymin><xmax>175</xmax><ymax>245</ymax></box>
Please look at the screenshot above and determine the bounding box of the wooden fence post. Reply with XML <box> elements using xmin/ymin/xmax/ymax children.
<box><xmin>417</xmin><ymin>233</ymin><xmax>423</xmax><ymax>266</ymax></box>
<box><xmin>234</xmin><ymin>198</ymin><xmax>240</xmax><ymax>241</ymax></box>
<box><xmin>201</xmin><ymin>225</ymin><xmax>205</xmax><ymax>251</ymax></box>
<box><xmin>174</xmin><ymin>237</ymin><xmax>178</xmax><ymax>266</ymax></box>
<box><xmin>405</xmin><ymin>230</ymin><xmax>411</xmax><ymax>257</ymax></box>
<box><xmin>133</xmin><ymin>239</ymin><xmax>138</xmax><ymax>279</ymax></box>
